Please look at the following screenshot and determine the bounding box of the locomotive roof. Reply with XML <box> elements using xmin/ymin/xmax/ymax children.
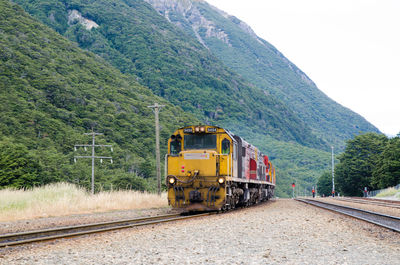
<box><xmin>176</xmin><ymin>125</ymin><xmax>269</xmax><ymax>159</ymax></box>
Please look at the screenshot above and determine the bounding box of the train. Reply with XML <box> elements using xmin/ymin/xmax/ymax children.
<box><xmin>165</xmin><ymin>125</ymin><xmax>275</xmax><ymax>211</ymax></box>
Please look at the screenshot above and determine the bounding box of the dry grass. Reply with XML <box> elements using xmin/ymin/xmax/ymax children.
<box><xmin>0</xmin><ymin>183</ymin><xmax>168</xmax><ymax>222</ymax></box>
<box><xmin>375</xmin><ymin>187</ymin><xmax>400</xmax><ymax>198</ymax></box>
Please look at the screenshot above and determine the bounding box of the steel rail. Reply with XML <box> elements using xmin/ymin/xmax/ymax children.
<box><xmin>0</xmin><ymin>212</ymin><xmax>213</xmax><ymax>247</ymax></box>
<box><xmin>334</xmin><ymin>197</ymin><xmax>400</xmax><ymax>209</ymax></box>
<box><xmin>295</xmin><ymin>198</ymin><xmax>400</xmax><ymax>233</ymax></box>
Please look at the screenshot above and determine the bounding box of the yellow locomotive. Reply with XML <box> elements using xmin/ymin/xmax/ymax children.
<box><xmin>166</xmin><ymin>125</ymin><xmax>275</xmax><ymax>211</ymax></box>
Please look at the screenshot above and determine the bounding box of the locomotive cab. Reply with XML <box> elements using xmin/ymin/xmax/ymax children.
<box><xmin>166</xmin><ymin>126</ymin><xmax>233</xmax><ymax>211</ymax></box>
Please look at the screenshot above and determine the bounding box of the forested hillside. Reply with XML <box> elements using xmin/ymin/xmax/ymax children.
<box><xmin>2</xmin><ymin>0</ymin><xmax>381</xmax><ymax>197</ymax></box>
<box><xmin>12</xmin><ymin>0</ymin><xmax>328</xmax><ymax>151</ymax></box>
<box><xmin>0</xmin><ymin>0</ymin><xmax>197</xmax><ymax>190</ymax></box>
<box><xmin>145</xmin><ymin>0</ymin><xmax>380</xmax><ymax>150</ymax></box>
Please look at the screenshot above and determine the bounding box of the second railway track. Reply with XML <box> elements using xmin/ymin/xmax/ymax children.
<box><xmin>334</xmin><ymin>197</ymin><xmax>400</xmax><ymax>209</ymax></box>
<box><xmin>0</xmin><ymin>212</ymin><xmax>213</xmax><ymax>248</ymax></box>
<box><xmin>295</xmin><ymin>198</ymin><xmax>400</xmax><ymax>233</ymax></box>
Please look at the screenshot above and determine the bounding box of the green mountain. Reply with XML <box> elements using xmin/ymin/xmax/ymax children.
<box><xmin>2</xmin><ymin>0</ymin><xmax>379</xmax><ymax>197</ymax></box>
<box><xmin>0</xmin><ymin>0</ymin><xmax>197</xmax><ymax>190</ymax></box>
<box><xmin>11</xmin><ymin>0</ymin><xmax>328</xmax><ymax>151</ymax></box>
<box><xmin>144</xmin><ymin>0</ymin><xmax>380</xmax><ymax>150</ymax></box>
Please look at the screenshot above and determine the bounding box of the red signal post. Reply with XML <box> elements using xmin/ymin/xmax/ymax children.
<box><xmin>292</xmin><ymin>183</ymin><xmax>295</xmax><ymax>198</ymax></box>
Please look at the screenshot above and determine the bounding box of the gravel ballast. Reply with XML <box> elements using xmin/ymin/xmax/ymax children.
<box><xmin>1</xmin><ymin>199</ymin><xmax>399</xmax><ymax>264</ymax></box>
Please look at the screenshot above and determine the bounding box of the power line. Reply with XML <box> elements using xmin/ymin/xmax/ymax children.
<box><xmin>74</xmin><ymin>128</ymin><xmax>113</xmax><ymax>194</ymax></box>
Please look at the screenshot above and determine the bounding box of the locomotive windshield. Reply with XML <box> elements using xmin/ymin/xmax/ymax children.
<box><xmin>170</xmin><ymin>140</ymin><xmax>181</xmax><ymax>155</ymax></box>
<box><xmin>184</xmin><ymin>134</ymin><xmax>216</xmax><ymax>150</ymax></box>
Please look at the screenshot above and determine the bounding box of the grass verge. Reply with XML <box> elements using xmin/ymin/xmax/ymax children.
<box><xmin>0</xmin><ymin>183</ymin><xmax>168</xmax><ymax>222</ymax></box>
<box><xmin>375</xmin><ymin>187</ymin><xmax>400</xmax><ymax>198</ymax></box>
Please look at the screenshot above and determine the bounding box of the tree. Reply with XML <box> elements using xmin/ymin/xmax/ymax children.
<box><xmin>111</xmin><ymin>172</ymin><xmax>149</xmax><ymax>191</ymax></box>
<box><xmin>0</xmin><ymin>140</ymin><xmax>41</xmax><ymax>188</ymax></box>
<box><xmin>372</xmin><ymin>136</ymin><xmax>400</xmax><ymax>189</ymax></box>
<box><xmin>317</xmin><ymin>172</ymin><xmax>332</xmax><ymax>197</ymax></box>
<box><xmin>335</xmin><ymin>133</ymin><xmax>387</xmax><ymax>196</ymax></box>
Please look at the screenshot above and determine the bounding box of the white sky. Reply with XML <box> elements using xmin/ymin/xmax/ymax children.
<box><xmin>206</xmin><ymin>0</ymin><xmax>400</xmax><ymax>136</ymax></box>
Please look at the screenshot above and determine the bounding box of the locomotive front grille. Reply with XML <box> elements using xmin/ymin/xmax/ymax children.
<box><xmin>189</xmin><ymin>190</ymin><xmax>202</xmax><ymax>202</ymax></box>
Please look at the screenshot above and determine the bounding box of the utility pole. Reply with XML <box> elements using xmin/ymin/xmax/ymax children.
<box><xmin>148</xmin><ymin>103</ymin><xmax>165</xmax><ymax>196</ymax></box>
<box><xmin>331</xmin><ymin>146</ymin><xmax>335</xmax><ymax>197</ymax></box>
<box><xmin>74</xmin><ymin>128</ymin><xmax>113</xmax><ymax>194</ymax></box>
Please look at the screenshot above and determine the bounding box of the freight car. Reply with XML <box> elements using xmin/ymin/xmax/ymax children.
<box><xmin>165</xmin><ymin>125</ymin><xmax>275</xmax><ymax>211</ymax></box>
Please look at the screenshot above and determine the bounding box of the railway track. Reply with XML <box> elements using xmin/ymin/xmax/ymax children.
<box><xmin>0</xmin><ymin>212</ymin><xmax>213</xmax><ymax>248</ymax></box>
<box><xmin>362</xmin><ymin>197</ymin><xmax>400</xmax><ymax>204</ymax></box>
<box><xmin>295</xmin><ymin>198</ymin><xmax>400</xmax><ymax>233</ymax></box>
<box><xmin>0</xmin><ymin>199</ymin><xmax>276</xmax><ymax>248</ymax></box>
<box><xmin>334</xmin><ymin>197</ymin><xmax>400</xmax><ymax>209</ymax></box>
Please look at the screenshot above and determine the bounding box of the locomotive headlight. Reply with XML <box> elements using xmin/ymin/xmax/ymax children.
<box><xmin>195</xmin><ymin>126</ymin><xmax>200</xmax><ymax>132</ymax></box>
<box><xmin>168</xmin><ymin>177</ymin><xmax>176</xmax><ymax>185</ymax></box>
<box><xmin>200</xmin><ymin>126</ymin><xmax>205</xmax><ymax>132</ymax></box>
<box><xmin>217</xmin><ymin>177</ymin><xmax>225</xmax><ymax>184</ymax></box>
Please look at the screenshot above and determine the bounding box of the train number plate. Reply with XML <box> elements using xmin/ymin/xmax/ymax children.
<box><xmin>184</xmin><ymin>153</ymin><xmax>210</xmax><ymax>160</ymax></box>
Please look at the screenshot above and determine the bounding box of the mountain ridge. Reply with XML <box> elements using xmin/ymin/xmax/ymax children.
<box><xmin>145</xmin><ymin>0</ymin><xmax>380</xmax><ymax>150</ymax></box>
<box><xmin>12</xmin><ymin>0</ymin><xmax>329</xmax><ymax>151</ymax></box>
